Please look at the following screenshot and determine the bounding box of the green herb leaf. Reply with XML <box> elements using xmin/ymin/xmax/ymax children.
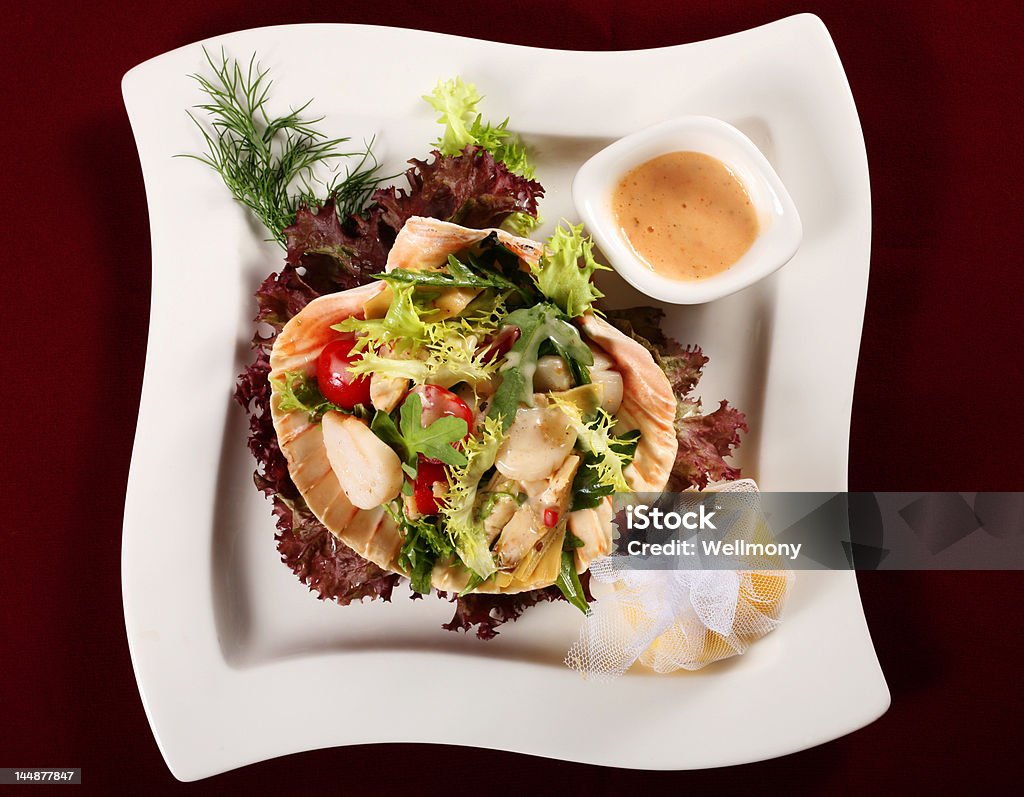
<box><xmin>378</xmin><ymin>267</ymin><xmax>490</xmax><ymax>290</ymax></box>
<box><xmin>370</xmin><ymin>410</ymin><xmax>409</xmax><ymax>461</ymax></box>
<box><xmin>390</xmin><ymin>503</ymin><xmax>453</xmax><ymax>594</ymax></box>
<box><xmin>180</xmin><ymin>48</ymin><xmax>381</xmax><ymax>244</ymax></box>
<box><xmin>459</xmin><ymin>571</ymin><xmax>487</xmax><ymax>595</ymax></box>
<box><xmin>570</xmin><ymin>429</ymin><xmax>639</xmax><ymax>510</ymax></box>
<box><xmin>555</xmin><ymin>550</ymin><xmax>590</xmax><ymax>614</ymax></box>
<box><xmin>398</xmin><ymin>393</ymin><xmax>469</xmax><ymax>468</ymax></box>
<box><xmin>549</xmin><ymin>336</ymin><xmax>592</xmax><ymax>387</ymax></box>
<box><xmin>611</xmin><ymin>429</ymin><xmax>641</xmax><ymax>459</ymax></box>
<box><xmin>488</xmin><ymin>303</ymin><xmax>594</xmax><ymax>428</ymax></box>
<box><xmin>375</xmin><ymin>252</ymin><xmax>523</xmax><ymax>295</ymax></box>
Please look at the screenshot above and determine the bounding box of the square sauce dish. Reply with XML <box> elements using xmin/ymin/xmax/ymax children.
<box><xmin>573</xmin><ymin>115</ymin><xmax>803</xmax><ymax>304</ymax></box>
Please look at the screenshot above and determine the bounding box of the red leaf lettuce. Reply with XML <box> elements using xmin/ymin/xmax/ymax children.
<box><xmin>441</xmin><ymin>572</ymin><xmax>593</xmax><ymax>640</ymax></box>
<box><xmin>372</xmin><ymin>146</ymin><xmax>543</xmax><ymax>233</ymax></box>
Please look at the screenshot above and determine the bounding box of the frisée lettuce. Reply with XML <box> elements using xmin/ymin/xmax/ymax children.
<box><xmin>439</xmin><ymin>415</ymin><xmax>507</xmax><ymax>580</ymax></box>
<box><xmin>530</xmin><ymin>222</ymin><xmax>609</xmax><ymax>318</ymax></box>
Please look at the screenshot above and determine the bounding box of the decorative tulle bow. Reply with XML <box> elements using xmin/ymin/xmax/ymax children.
<box><xmin>565</xmin><ymin>480</ymin><xmax>793</xmax><ymax>680</ymax></box>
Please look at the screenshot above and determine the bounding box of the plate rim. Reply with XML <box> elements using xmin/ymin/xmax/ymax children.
<box><xmin>121</xmin><ymin>13</ymin><xmax>889</xmax><ymax>781</ymax></box>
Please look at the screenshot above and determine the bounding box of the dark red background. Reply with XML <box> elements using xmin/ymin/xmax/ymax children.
<box><xmin>3</xmin><ymin>0</ymin><xmax>1022</xmax><ymax>792</ymax></box>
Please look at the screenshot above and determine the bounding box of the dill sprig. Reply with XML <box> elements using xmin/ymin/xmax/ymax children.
<box><xmin>180</xmin><ymin>48</ymin><xmax>382</xmax><ymax>245</ymax></box>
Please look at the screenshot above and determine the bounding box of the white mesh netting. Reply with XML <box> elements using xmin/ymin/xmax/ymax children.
<box><xmin>565</xmin><ymin>480</ymin><xmax>794</xmax><ymax>680</ymax></box>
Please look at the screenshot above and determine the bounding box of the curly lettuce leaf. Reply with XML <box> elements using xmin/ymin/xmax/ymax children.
<box><xmin>504</xmin><ymin>210</ymin><xmax>543</xmax><ymax>237</ymax></box>
<box><xmin>424</xmin><ymin>77</ymin><xmax>535</xmax><ymax>179</ymax></box>
<box><xmin>275</xmin><ymin>496</ymin><xmax>401</xmax><ymax>604</ymax></box>
<box><xmin>337</xmin><ymin>282</ymin><xmax>505</xmax><ymax>387</ymax></box>
<box><xmin>441</xmin><ymin>583</ymin><xmax>570</xmax><ymax>639</ymax></box>
<box><xmin>571</xmin><ymin>430</ymin><xmax>640</xmax><ymax>510</ymax></box>
<box><xmin>271</xmin><ymin>370</ymin><xmax>347</xmax><ymax>421</ymax></box>
<box><xmin>253</xmin><ymin>266</ymin><xmax>320</xmax><ymax>333</ymax></box>
<box><xmin>548</xmin><ymin>395</ymin><xmax>632</xmax><ymax>494</ymax></box>
<box><xmin>531</xmin><ymin>222</ymin><xmax>609</xmax><ymax>318</ymax></box>
<box><xmin>440</xmin><ymin>416</ymin><xmax>506</xmax><ymax>579</ymax></box>
<box><xmin>339</xmin><ymin>281</ymin><xmax>428</xmax><ymax>347</ymax></box>
<box><xmin>674</xmin><ymin>401</ymin><xmax>749</xmax><ymax>490</ymax></box>
<box><xmin>235</xmin><ymin>346</ymin><xmax>291</xmax><ymax>498</ymax></box>
<box><xmin>349</xmin><ymin>350</ymin><xmax>493</xmax><ymax>387</ymax></box>
<box><xmin>424</xmin><ymin>77</ymin><xmax>480</xmax><ymax>155</ymax></box>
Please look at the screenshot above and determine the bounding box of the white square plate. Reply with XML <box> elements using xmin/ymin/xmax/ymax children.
<box><xmin>122</xmin><ymin>15</ymin><xmax>888</xmax><ymax>781</ymax></box>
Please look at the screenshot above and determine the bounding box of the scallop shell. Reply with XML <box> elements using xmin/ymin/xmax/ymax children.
<box><xmin>385</xmin><ymin>215</ymin><xmax>545</xmax><ymax>272</ymax></box>
<box><xmin>269</xmin><ymin>280</ymin><xmax>405</xmax><ymax>569</ymax></box>
<box><xmin>269</xmin><ymin>217</ymin><xmax>678</xmax><ymax>595</ymax></box>
<box><xmin>579</xmin><ymin>313</ymin><xmax>679</xmax><ymax>492</ymax></box>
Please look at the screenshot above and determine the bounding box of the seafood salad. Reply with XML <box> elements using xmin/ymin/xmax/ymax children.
<box><xmin>189</xmin><ymin>58</ymin><xmax>749</xmax><ymax>636</ymax></box>
<box><xmin>269</xmin><ymin>216</ymin><xmax>678</xmax><ymax>604</ymax></box>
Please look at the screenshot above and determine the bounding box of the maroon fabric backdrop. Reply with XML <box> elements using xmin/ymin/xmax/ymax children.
<box><xmin>3</xmin><ymin>0</ymin><xmax>1022</xmax><ymax>792</ymax></box>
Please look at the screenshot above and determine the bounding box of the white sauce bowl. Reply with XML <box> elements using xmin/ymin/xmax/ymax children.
<box><xmin>572</xmin><ymin>115</ymin><xmax>803</xmax><ymax>305</ymax></box>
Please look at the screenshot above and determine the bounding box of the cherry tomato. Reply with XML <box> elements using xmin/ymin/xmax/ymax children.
<box><xmin>316</xmin><ymin>338</ymin><xmax>371</xmax><ymax>409</ymax></box>
<box><xmin>409</xmin><ymin>384</ymin><xmax>474</xmax><ymax>440</ymax></box>
<box><xmin>413</xmin><ymin>456</ymin><xmax>448</xmax><ymax>515</ymax></box>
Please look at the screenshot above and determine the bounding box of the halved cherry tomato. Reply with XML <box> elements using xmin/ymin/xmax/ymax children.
<box><xmin>409</xmin><ymin>384</ymin><xmax>473</xmax><ymax>441</ymax></box>
<box><xmin>413</xmin><ymin>456</ymin><xmax>448</xmax><ymax>515</ymax></box>
<box><xmin>316</xmin><ymin>338</ymin><xmax>371</xmax><ymax>409</ymax></box>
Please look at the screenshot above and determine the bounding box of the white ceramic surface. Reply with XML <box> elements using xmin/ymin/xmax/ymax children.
<box><xmin>573</xmin><ymin>115</ymin><xmax>803</xmax><ymax>304</ymax></box>
<box><xmin>122</xmin><ymin>15</ymin><xmax>888</xmax><ymax>781</ymax></box>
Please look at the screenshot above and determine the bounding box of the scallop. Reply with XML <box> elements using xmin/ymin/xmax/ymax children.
<box><xmin>369</xmin><ymin>371</ymin><xmax>408</xmax><ymax>413</ymax></box>
<box><xmin>534</xmin><ymin>355</ymin><xmax>572</xmax><ymax>392</ymax></box>
<box><xmin>494</xmin><ymin>505</ymin><xmax>546</xmax><ymax>568</ymax></box>
<box><xmin>568</xmin><ymin>497</ymin><xmax>614</xmax><ymax>573</ymax></box>
<box><xmin>495</xmin><ymin>406</ymin><xmax>578</xmax><ymax>482</ymax></box>
<box><xmin>590</xmin><ymin>368</ymin><xmax>624</xmax><ymax>413</ymax></box>
<box><xmin>321</xmin><ymin>412</ymin><xmax>404</xmax><ymax>510</ymax></box>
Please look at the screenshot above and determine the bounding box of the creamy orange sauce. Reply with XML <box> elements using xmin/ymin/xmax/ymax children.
<box><xmin>612</xmin><ymin>151</ymin><xmax>759</xmax><ymax>281</ymax></box>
